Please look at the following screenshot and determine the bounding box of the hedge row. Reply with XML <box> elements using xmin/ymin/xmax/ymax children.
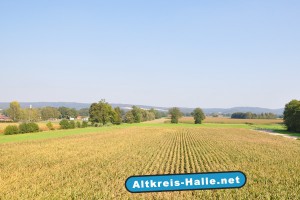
<box><xmin>4</xmin><ymin>120</ymin><xmax>89</xmax><ymax>135</ymax></box>
<box><xmin>59</xmin><ymin>119</ymin><xmax>88</xmax><ymax>129</ymax></box>
<box><xmin>4</xmin><ymin>122</ymin><xmax>40</xmax><ymax>135</ymax></box>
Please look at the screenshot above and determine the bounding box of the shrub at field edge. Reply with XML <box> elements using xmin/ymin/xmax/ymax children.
<box><xmin>19</xmin><ymin>122</ymin><xmax>40</xmax><ymax>134</ymax></box>
<box><xmin>4</xmin><ymin>125</ymin><xmax>19</xmax><ymax>135</ymax></box>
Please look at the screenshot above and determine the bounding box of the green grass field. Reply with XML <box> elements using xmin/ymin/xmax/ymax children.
<box><xmin>0</xmin><ymin>120</ymin><xmax>300</xmax><ymax>199</ymax></box>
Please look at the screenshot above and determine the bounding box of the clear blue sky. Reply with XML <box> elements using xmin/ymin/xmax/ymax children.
<box><xmin>1</xmin><ymin>1</ymin><xmax>299</xmax><ymax>108</ymax></box>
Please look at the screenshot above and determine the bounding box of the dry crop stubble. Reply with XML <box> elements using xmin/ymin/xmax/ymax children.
<box><xmin>179</xmin><ymin>117</ymin><xmax>283</xmax><ymax>125</ymax></box>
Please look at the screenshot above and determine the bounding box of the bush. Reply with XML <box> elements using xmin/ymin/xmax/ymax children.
<box><xmin>19</xmin><ymin>122</ymin><xmax>39</xmax><ymax>133</ymax></box>
<box><xmin>46</xmin><ymin>122</ymin><xmax>55</xmax><ymax>130</ymax></box>
<box><xmin>27</xmin><ymin>122</ymin><xmax>40</xmax><ymax>133</ymax></box>
<box><xmin>82</xmin><ymin>121</ymin><xmax>88</xmax><ymax>128</ymax></box>
<box><xmin>104</xmin><ymin>122</ymin><xmax>113</xmax><ymax>127</ymax></box>
<box><xmin>76</xmin><ymin>121</ymin><xmax>81</xmax><ymax>128</ymax></box>
<box><xmin>4</xmin><ymin>125</ymin><xmax>19</xmax><ymax>135</ymax></box>
<box><xmin>69</xmin><ymin>121</ymin><xmax>75</xmax><ymax>129</ymax></box>
<box><xmin>19</xmin><ymin>123</ymin><xmax>27</xmax><ymax>133</ymax></box>
<box><xmin>59</xmin><ymin>119</ymin><xmax>76</xmax><ymax>129</ymax></box>
<box><xmin>59</xmin><ymin>119</ymin><xmax>70</xmax><ymax>129</ymax></box>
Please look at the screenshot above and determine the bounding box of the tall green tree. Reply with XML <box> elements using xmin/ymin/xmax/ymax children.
<box><xmin>283</xmin><ymin>99</ymin><xmax>300</xmax><ymax>132</ymax></box>
<box><xmin>7</xmin><ymin>101</ymin><xmax>22</xmax><ymax>122</ymax></box>
<box><xmin>169</xmin><ymin>107</ymin><xmax>182</xmax><ymax>124</ymax></box>
<box><xmin>21</xmin><ymin>108</ymin><xmax>41</xmax><ymax>122</ymax></box>
<box><xmin>191</xmin><ymin>108</ymin><xmax>205</xmax><ymax>124</ymax></box>
<box><xmin>131</xmin><ymin>106</ymin><xmax>142</xmax><ymax>123</ymax></box>
<box><xmin>78</xmin><ymin>108</ymin><xmax>89</xmax><ymax>116</ymax></box>
<box><xmin>41</xmin><ymin>107</ymin><xmax>60</xmax><ymax>120</ymax></box>
<box><xmin>124</xmin><ymin>111</ymin><xmax>134</xmax><ymax>123</ymax></box>
<box><xmin>149</xmin><ymin>108</ymin><xmax>158</xmax><ymax>119</ymax></box>
<box><xmin>58</xmin><ymin>107</ymin><xmax>78</xmax><ymax>119</ymax></box>
<box><xmin>1</xmin><ymin>109</ymin><xmax>9</xmax><ymax>116</ymax></box>
<box><xmin>88</xmin><ymin>99</ymin><xmax>114</xmax><ymax>125</ymax></box>
<box><xmin>113</xmin><ymin>107</ymin><xmax>122</xmax><ymax>125</ymax></box>
<box><xmin>89</xmin><ymin>103</ymin><xmax>99</xmax><ymax>124</ymax></box>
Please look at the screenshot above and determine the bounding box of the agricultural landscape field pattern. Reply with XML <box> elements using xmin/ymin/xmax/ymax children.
<box><xmin>0</xmin><ymin>122</ymin><xmax>299</xmax><ymax>199</ymax></box>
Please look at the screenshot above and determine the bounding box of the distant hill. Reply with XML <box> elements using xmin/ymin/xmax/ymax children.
<box><xmin>0</xmin><ymin>102</ymin><xmax>91</xmax><ymax>110</ymax></box>
<box><xmin>0</xmin><ymin>102</ymin><xmax>284</xmax><ymax>115</ymax></box>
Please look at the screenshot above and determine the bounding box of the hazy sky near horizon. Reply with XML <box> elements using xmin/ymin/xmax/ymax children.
<box><xmin>1</xmin><ymin>1</ymin><xmax>299</xmax><ymax>108</ymax></box>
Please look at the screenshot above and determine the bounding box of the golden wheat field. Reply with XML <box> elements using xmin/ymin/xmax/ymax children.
<box><xmin>179</xmin><ymin>117</ymin><xmax>283</xmax><ymax>125</ymax></box>
<box><xmin>0</xmin><ymin>126</ymin><xmax>299</xmax><ymax>199</ymax></box>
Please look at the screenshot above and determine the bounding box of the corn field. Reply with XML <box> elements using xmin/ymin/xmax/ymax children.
<box><xmin>0</xmin><ymin>126</ymin><xmax>299</xmax><ymax>199</ymax></box>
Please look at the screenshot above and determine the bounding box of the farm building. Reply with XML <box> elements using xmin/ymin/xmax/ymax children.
<box><xmin>76</xmin><ymin>116</ymin><xmax>82</xmax><ymax>120</ymax></box>
<box><xmin>0</xmin><ymin>114</ymin><xmax>13</xmax><ymax>122</ymax></box>
<box><xmin>76</xmin><ymin>116</ymin><xmax>89</xmax><ymax>121</ymax></box>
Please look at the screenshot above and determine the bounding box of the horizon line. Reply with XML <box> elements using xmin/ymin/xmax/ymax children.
<box><xmin>0</xmin><ymin>101</ymin><xmax>284</xmax><ymax>110</ymax></box>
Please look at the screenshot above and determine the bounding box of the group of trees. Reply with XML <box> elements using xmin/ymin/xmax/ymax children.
<box><xmin>89</xmin><ymin>100</ymin><xmax>122</xmax><ymax>125</ymax></box>
<box><xmin>168</xmin><ymin>107</ymin><xmax>205</xmax><ymax>124</ymax></box>
<box><xmin>89</xmin><ymin>100</ymin><xmax>167</xmax><ymax>125</ymax></box>
<box><xmin>231</xmin><ymin>112</ymin><xmax>277</xmax><ymax>119</ymax></box>
<box><xmin>3</xmin><ymin>101</ymin><xmax>41</xmax><ymax>122</ymax></box>
<box><xmin>41</xmin><ymin>107</ymin><xmax>61</xmax><ymax>120</ymax></box>
<box><xmin>283</xmin><ymin>100</ymin><xmax>300</xmax><ymax>133</ymax></box>
<box><xmin>150</xmin><ymin>108</ymin><xmax>168</xmax><ymax>119</ymax></box>
<box><xmin>3</xmin><ymin>100</ymin><xmax>169</xmax><ymax>126</ymax></box>
<box><xmin>57</xmin><ymin>107</ymin><xmax>78</xmax><ymax>119</ymax></box>
<box><xmin>88</xmin><ymin>101</ymin><xmax>206</xmax><ymax>125</ymax></box>
<box><xmin>123</xmin><ymin>106</ymin><xmax>156</xmax><ymax>123</ymax></box>
<box><xmin>3</xmin><ymin>99</ymin><xmax>299</xmax><ymax>134</ymax></box>
<box><xmin>2</xmin><ymin>101</ymin><xmax>90</xmax><ymax>122</ymax></box>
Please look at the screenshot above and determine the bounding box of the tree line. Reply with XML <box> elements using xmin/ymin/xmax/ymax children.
<box><xmin>88</xmin><ymin>101</ymin><xmax>206</xmax><ymax>125</ymax></box>
<box><xmin>1</xmin><ymin>100</ymin><xmax>169</xmax><ymax>125</ymax></box>
<box><xmin>2</xmin><ymin>99</ymin><xmax>299</xmax><ymax>134</ymax></box>
<box><xmin>2</xmin><ymin>101</ymin><xmax>207</xmax><ymax>125</ymax></box>
<box><xmin>4</xmin><ymin>120</ymin><xmax>89</xmax><ymax>135</ymax></box>
<box><xmin>231</xmin><ymin>112</ymin><xmax>277</xmax><ymax>119</ymax></box>
<box><xmin>2</xmin><ymin>101</ymin><xmax>89</xmax><ymax>122</ymax></box>
<box><xmin>88</xmin><ymin>100</ymin><xmax>167</xmax><ymax>126</ymax></box>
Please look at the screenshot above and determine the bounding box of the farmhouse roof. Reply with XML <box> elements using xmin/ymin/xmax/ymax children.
<box><xmin>0</xmin><ymin>114</ymin><xmax>12</xmax><ymax>121</ymax></box>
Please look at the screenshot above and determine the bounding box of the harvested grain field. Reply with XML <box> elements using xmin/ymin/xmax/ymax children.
<box><xmin>0</xmin><ymin>126</ymin><xmax>299</xmax><ymax>199</ymax></box>
<box><xmin>179</xmin><ymin>117</ymin><xmax>283</xmax><ymax>125</ymax></box>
